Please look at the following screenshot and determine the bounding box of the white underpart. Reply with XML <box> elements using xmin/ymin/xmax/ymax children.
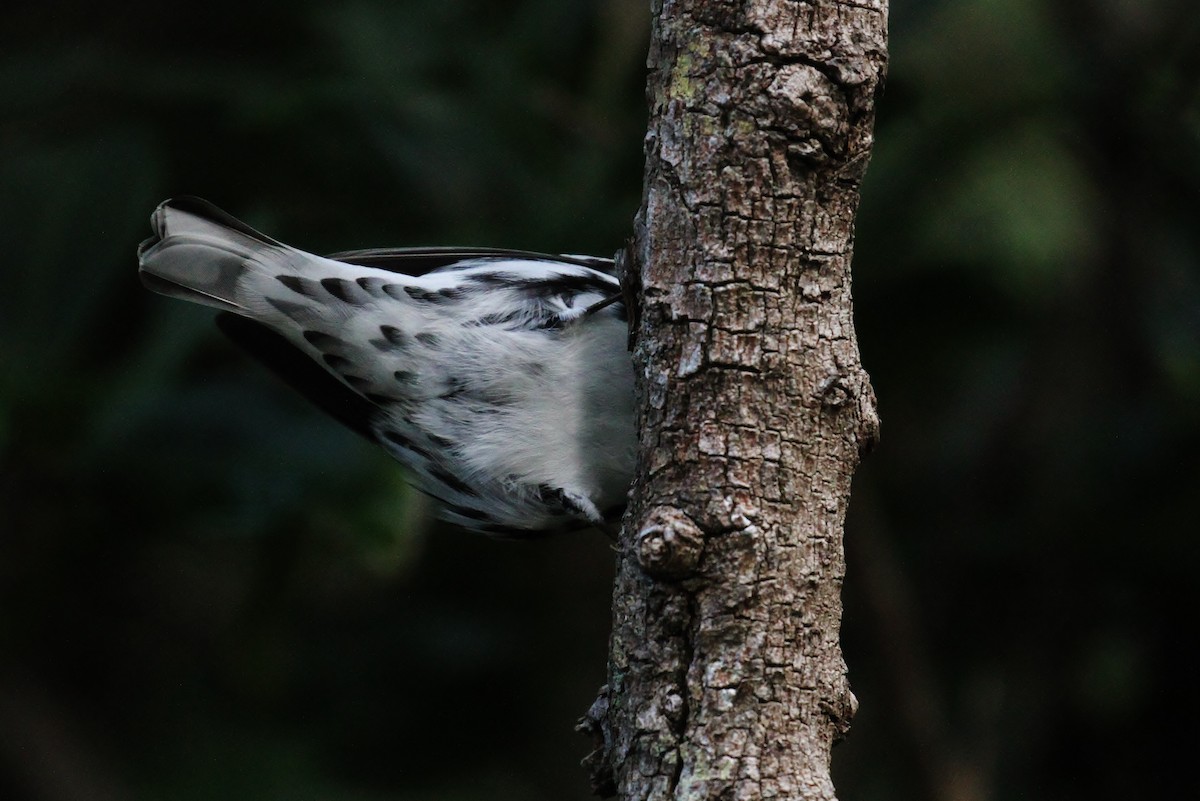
<box><xmin>141</xmin><ymin>207</ymin><xmax>634</xmax><ymax>532</ymax></box>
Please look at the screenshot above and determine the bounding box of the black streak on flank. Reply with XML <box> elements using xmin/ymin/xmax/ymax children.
<box><xmin>356</xmin><ymin>276</ymin><xmax>388</xmax><ymax>297</ymax></box>
<box><xmin>448</xmin><ymin>503</ymin><xmax>490</xmax><ymax>521</ymax></box>
<box><xmin>368</xmin><ymin>325</ymin><xmax>407</xmax><ymax>353</ymax></box>
<box><xmin>381</xmin><ymin>429</ymin><xmax>433</xmax><ymax>460</ymax></box>
<box><xmin>323</xmin><ymin>353</ymin><xmax>353</xmax><ymax>372</ymax></box>
<box><xmin>416</xmin><ymin>332</ymin><xmax>439</xmax><ymax>348</ymax></box>
<box><xmin>276</xmin><ymin>275</ymin><xmax>312</xmax><ymax>296</ymax></box>
<box><xmin>438</xmin><ymin>376</ymin><xmax>465</xmax><ymax>399</ymax></box>
<box><xmin>303</xmin><ymin>330</ymin><xmax>340</xmax><ymax>349</ymax></box>
<box><xmin>429</xmin><ymin>465</ymin><xmax>479</xmax><ymax>497</ymax></box>
<box><xmin>381</xmin><ymin>429</ymin><xmax>409</xmax><ymax>447</ymax></box>
<box><xmin>405</xmin><ymin>286</ymin><xmax>463</xmax><ymax>303</ymax></box>
<box><xmin>321</xmin><ymin>277</ymin><xmax>357</xmax><ymax>303</ymax></box>
<box><xmin>393</xmin><ymin>370</ymin><xmax>414</xmax><ymax>383</ymax></box>
<box><xmin>471</xmin><ymin>310</ymin><xmax>523</xmax><ymax>327</ymax></box>
<box><xmin>379</xmin><ymin>325</ymin><xmax>406</xmax><ymax>347</ymax></box>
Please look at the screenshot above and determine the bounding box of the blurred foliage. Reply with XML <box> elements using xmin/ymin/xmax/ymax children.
<box><xmin>842</xmin><ymin>1</ymin><xmax>1200</xmax><ymax>799</ymax></box>
<box><xmin>0</xmin><ymin>0</ymin><xmax>1197</xmax><ymax>800</ymax></box>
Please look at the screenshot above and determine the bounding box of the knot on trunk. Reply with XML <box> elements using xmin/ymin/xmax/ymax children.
<box><xmin>636</xmin><ymin>506</ymin><xmax>705</xmax><ymax>580</ymax></box>
<box><xmin>765</xmin><ymin>63</ymin><xmax>849</xmax><ymax>162</ymax></box>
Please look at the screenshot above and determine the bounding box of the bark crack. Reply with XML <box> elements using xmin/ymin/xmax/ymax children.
<box><xmin>586</xmin><ymin>0</ymin><xmax>886</xmax><ymax>798</ymax></box>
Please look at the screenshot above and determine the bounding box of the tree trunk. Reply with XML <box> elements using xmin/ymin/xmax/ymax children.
<box><xmin>580</xmin><ymin>1</ymin><xmax>886</xmax><ymax>799</ymax></box>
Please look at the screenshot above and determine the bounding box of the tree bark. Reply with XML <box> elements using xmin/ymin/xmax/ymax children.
<box><xmin>580</xmin><ymin>1</ymin><xmax>886</xmax><ymax>799</ymax></box>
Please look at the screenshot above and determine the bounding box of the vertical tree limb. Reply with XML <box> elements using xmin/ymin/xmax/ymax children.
<box><xmin>581</xmin><ymin>1</ymin><xmax>886</xmax><ymax>799</ymax></box>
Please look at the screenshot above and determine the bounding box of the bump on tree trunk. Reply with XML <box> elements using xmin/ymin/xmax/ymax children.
<box><xmin>578</xmin><ymin>1</ymin><xmax>886</xmax><ymax>799</ymax></box>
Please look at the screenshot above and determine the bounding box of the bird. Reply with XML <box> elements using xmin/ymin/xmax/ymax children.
<box><xmin>137</xmin><ymin>197</ymin><xmax>635</xmax><ymax>538</ymax></box>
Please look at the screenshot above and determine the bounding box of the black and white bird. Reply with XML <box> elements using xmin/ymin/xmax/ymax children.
<box><xmin>137</xmin><ymin>197</ymin><xmax>635</xmax><ymax>537</ymax></box>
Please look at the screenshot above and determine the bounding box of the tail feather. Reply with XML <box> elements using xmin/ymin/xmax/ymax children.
<box><xmin>137</xmin><ymin>197</ymin><xmax>281</xmax><ymax>314</ymax></box>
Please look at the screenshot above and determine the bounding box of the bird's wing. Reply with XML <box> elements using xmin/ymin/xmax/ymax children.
<box><xmin>328</xmin><ymin>246</ymin><xmax>616</xmax><ymax>278</ymax></box>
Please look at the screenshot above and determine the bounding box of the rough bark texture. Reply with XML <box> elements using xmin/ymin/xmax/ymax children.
<box><xmin>580</xmin><ymin>1</ymin><xmax>886</xmax><ymax>799</ymax></box>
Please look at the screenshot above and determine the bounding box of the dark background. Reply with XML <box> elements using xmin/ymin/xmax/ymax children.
<box><xmin>2</xmin><ymin>1</ymin><xmax>1197</xmax><ymax>799</ymax></box>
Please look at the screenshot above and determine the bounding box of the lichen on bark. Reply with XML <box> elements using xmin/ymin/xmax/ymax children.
<box><xmin>582</xmin><ymin>2</ymin><xmax>887</xmax><ymax>799</ymax></box>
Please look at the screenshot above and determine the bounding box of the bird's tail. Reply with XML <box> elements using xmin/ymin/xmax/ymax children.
<box><xmin>137</xmin><ymin>197</ymin><xmax>286</xmax><ymax>314</ymax></box>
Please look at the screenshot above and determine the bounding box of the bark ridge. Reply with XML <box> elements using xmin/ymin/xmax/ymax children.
<box><xmin>584</xmin><ymin>2</ymin><xmax>887</xmax><ymax>799</ymax></box>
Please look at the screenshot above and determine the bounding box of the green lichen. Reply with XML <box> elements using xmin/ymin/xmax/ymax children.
<box><xmin>667</xmin><ymin>38</ymin><xmax>713</xmax><ymax>105</ymax></box>
<box><xmin>670</xmin><ymin>51</ymin><xmax>696</xmax><ymax>103</ymax></box>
